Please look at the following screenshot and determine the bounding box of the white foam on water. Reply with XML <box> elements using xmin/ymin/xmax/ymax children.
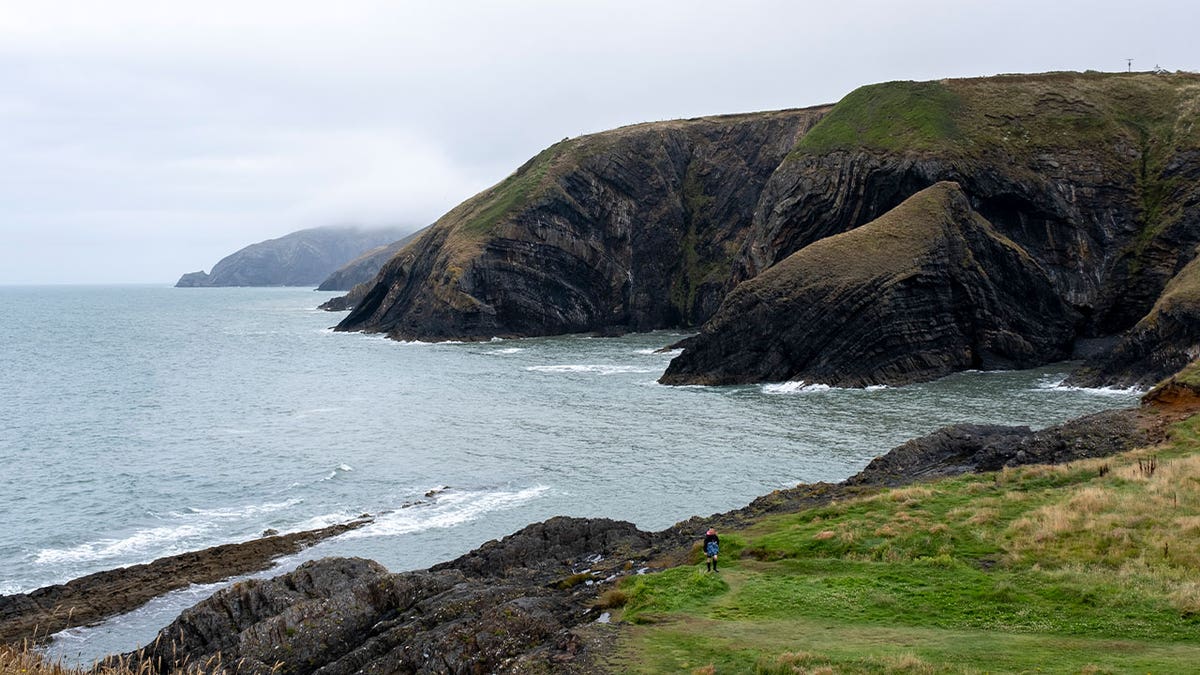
<box><xmin>320</xmin><ymin>464</ymin><xmax>355</xmax><ymax>481</ymax></box>
<box><xmin>1032</xmin><ymin>375</ymin><xmax>1143</xmax><ymax>397</ymax></box>
<box><xmin>0</xmin><ymin>580</ymin><xmax>23</xmax><ymax>595</ymax></box>
<box><xmin>173</xmin><ymin>498</ymin><xmax>302</xmax><ymax>520</ymax></box>
<box><xmin>36</xmin><ymin>498</ymin><xmax>305</xmax><ymax>566</ymax></box>
<box><xmin>864</xmin><ymin>385</ymin><xmax>889</xmax><ymax>391</ymax></box>
<box><xmin>294</xmin><ymin>407</ymin><xmax>341</xmax><ymax>417</ymax></box>
<box><xmin>525</xmin><ymin>364</ymin><xmax>659</xmax><ymax>375</ymax></box>
<box><xmin>634</xmin><ymin>348</ymin><xmax>682</xmax><ymax>356</ymax></box>
<box><xmin>762</xmin><ymin>381</ymin><xmax>832</xmax><ymax>395</ymax></box>
<box><xmin>342</xmin><ymin>485</ymin><xmax>549</xmax><ymax>539</ymax></box>
<box><xmin>493</xmin><ymin>347</ymin><xmax>524</xmax><ymax>354</ymax></box>
<box><xmin>34</xmin><ymin>523</ymin><xmax>212</xmax><ymax>565</ymax></box>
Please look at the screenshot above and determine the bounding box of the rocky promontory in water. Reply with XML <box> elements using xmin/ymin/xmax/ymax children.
<box><xmin>176</xmin><ymin>226</ymin><xmax>411</xmax><ymax>288</ymax></box>
<box><xmin>330</xmin><ymin>72</ymin><xmax>1200</xmax><ymax>389</ymax></box>
<box><xmin>0</xmin><ymin>518</ymin><xmax>371</xmax><ymax>644</ymax></box>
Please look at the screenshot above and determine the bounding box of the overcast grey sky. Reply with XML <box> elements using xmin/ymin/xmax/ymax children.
<box><xmin>2</xmin><ymin>0</ymin><xmax>1196</xmax><ymax>284</ymax></box>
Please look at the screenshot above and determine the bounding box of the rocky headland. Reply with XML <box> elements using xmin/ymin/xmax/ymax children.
<box><xmin>177</xmin><ymin>226</ymin><xmax>411</xmax><ymax>288</ymax></box>
<box><xmin>327</xmin><ymin>72</ymin><xmax>1200</xmax><ymax>390</ymax></box>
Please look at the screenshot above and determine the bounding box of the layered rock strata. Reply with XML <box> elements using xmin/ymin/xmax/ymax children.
<box><xmin>333</xmin><ymin>72</ymin><xmax>1200</xmax><ymax>387</ymax></box>
<box><xmin>660</xmin><ymin>182</ymin><xmax>1075</xmax><ymax>386</ymax></box>
<box><xmin>335</xmin><ymin>108</ymin><xmax>830</xmax><ymax>339</ymax></box>
<box><xmin>0</xmin><ymin>519</ymin><xmax>371</xmax><ymax>644</ymax></box>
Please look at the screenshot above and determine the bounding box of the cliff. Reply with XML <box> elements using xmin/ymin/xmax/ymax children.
<box><xmin>333</xmin><ymin>71</ymin><xmax>1200</xmax><ymax>388</ymax></box>
<box><xmin>176</xmin><ymin>226</ymin><xmax>411</xmax><ymax>288</ymax></box>
<box><xmin>669</xmin><ymin>71</ymin><xmax>1200</xmax><ymax>386</ymax></box>
<box><xmin>661</xmin><ymin>182</ymin><xmax>1075</xmax><ymax>386</ymax></box>
<box><xmin>334</xmin><ymin>108</ymin><xmax>830</xmax><ymax>339</ymax></box>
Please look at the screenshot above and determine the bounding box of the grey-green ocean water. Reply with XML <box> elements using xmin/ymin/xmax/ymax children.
<box><xmin>0</xmin><ymin>286</ymin><xmax>1139</xmax><ymax>662</ymax></box>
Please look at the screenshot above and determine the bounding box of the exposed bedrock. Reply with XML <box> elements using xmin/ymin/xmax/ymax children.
<box><xmin>333</xmin><ymin>72</ymin><xmax>1200</xmax><ymax>387</ymax></box>
<box><xmin>661</xmin><ymin>182</ymin><xmax>1078</xmax><ymax>387</ymax></box>
<box><xmin>119</xmin><ymin>517</ymin><xmax>653</xmax><ymax>674</ymax></box>
<box><xmin>113</xmin><ymin>404</ymin><xmax>1163</xmax><ymax>674</ymax></box>
<box><xmin>0</xmin><ymin>519</ymin><xmax>372</xmax><ymax>644</ymax></box>
<box><xmin>335</xmin><ymin>108</ymin><xmax>831</xmax><ymax>340</ymax></box>
<box><xmin>1068</xmin><ymin>251</ymin><xmax>1200</xmax><ymax>388</ymax></box>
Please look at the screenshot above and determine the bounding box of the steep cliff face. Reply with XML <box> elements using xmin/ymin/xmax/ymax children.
<box><xmin>335</xmin><ymin>72</ymin><xmax>1200</xmax><ymax>387</ymax></box>
<box><xmin>661</xmin><ymin>183</ymin><xmax>1076</xmax><ymax>386</ymax></box>
<box><xmin>673</xmin><ymin>72</ymin><xmax>1200</xmax><ymax>386</ymax></box>
<box><xmin>335</xmin><ymin>108</ymin><xmax>830</xmax><ymax>339</ymax></box>
<box><xmin>176</xmin><ymin>226</ymin><xmax>410</xmax><ymax>288</ymax></box>
<box><xmin>1068</xmin><ymin>252</ymin><xmax>1200</xmax><ymax>388</ymax></box>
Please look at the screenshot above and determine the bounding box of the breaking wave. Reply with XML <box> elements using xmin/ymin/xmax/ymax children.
<box><xmin>761</xmin><ymin>381</ymin><xmax>832</xmax><ymax>395</ymax></box>
<box><xmin>525</xmin><ymin>364</ymin><xmax>660</xmax><ymax>375</ymax></box>
<box><xmin>342</xmin><ymin>485</ymin><xmax>549</xmax><ymax>539</ymax></box>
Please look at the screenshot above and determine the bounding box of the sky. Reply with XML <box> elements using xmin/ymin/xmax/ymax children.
<box><xmin>2</xmin><ymin>0</ymin><xmax>1197</xmax><ymax>284</ymax></box>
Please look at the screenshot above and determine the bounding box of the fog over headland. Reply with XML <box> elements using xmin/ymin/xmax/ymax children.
<box><xmin>2</xmin><ymin>0</ymin><xmax>1196</xmax><ymax>284</ymax></box>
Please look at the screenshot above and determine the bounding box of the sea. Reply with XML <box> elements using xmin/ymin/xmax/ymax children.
<box><xmin>0</xmin><ymin>285</ymin><xmax>1141</xmax><ymax>663</ymax></box>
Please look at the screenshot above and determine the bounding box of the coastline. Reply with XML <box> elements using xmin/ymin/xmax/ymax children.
<box><xmin>6</xmin><ymin>397</ymin><xmax>1185</xmax><ymax>670</ymax></box>
<box><xmin>0</xmin><ymin>518</ymin><xmax>372</xmax><ymax>644</ymax></box>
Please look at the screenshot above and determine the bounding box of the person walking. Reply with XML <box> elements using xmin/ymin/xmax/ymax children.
<box><xmin>704</xmin><ymin>528</ymin><xmax>720</xmax><ymax>572</ymax></box>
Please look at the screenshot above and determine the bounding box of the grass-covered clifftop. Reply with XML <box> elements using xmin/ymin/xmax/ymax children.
<box><xmin>605</xmin><ymin>409</ymin><xmax>1200</xmax><ymax>673</ymax></box>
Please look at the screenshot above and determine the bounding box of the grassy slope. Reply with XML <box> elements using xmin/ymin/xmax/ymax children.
<box><xmin>609</xmin><ymin>411</ymin><xmax>1200</xmax><ymax>674</ymax></box>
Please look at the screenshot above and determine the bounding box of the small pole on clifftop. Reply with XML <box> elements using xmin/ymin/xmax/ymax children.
<box><xmin>1126</xmin><ymin>58</ymin><xmax>1133</xmax><ymax>72</ymax></box>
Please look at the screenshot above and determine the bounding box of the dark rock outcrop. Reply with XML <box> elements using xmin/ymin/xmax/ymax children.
<box><xmin>844</xmin><ymin>409</ymin><xmax>1149</xmax><ymax>487</ymax></box>
<box><xmin>666</xmin><ymin>73</ymin><xmax>1200</xmax><ymax>387</ymax></box>
<box><xmin>335</xmin><ymin>108</ymin><xmax>831</xmax><ymax>340</ymax></box>
<box><xmin>1068</xmin><ymin>253</ymin><xmax>1200</xmax><ymax>388</ymax></box>
<box><xmin>660</xmin><ymin>182</ymin><xmax>1076</xmax><ymax>386</ymax></box>
<box><xmin>176</xmin><ymin>226</ymin><xmax>411</xmax><ymax>288</ymax></box>
<box><xmin>0</xmin><ymin>519</ymin><xmax>371</xmax><ymax>644</ymax></box>
<box><xmin>335</xmin><ymin>72</ymin><xmax>1200</xmax><ymax>387</ymax></box>
<box><xmin>120</xmin><ymin>518</ymin><xmax>651</xmax><ymax>674</ymax></box>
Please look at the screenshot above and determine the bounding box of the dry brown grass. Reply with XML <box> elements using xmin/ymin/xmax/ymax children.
<box><xmin>1005</xmin><ymin>452</ymin><xmax>1200</xmax><ymax>571</ymax></box>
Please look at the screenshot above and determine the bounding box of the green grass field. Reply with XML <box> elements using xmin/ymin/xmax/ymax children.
<box><xmin>608</xmin><ymin>414</ymin><xmax>1200</xmax><ymax>674</ymax></box>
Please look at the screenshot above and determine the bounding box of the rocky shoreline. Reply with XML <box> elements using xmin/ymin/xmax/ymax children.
<box><xmin>5</xmin><ymin>389</ymin><xmax>1186</xmax><ymax>672</ymax></box>
<box><xmin>0</xmin><ymin>518</ymin><xmax>372</xmax><ymax>644</ymax></box>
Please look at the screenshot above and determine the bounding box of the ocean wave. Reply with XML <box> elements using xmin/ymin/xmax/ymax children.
<box><xmin>762</xmin><ymin>381</ymin><xmax>832</xmax><ymax>395</ymax></box>
<box><xmin>34</xmin><ymin>523</ymin><xmax>213</xmax><ymax>565</ymax></box>
<box><xmin>35</xmin><ymin>498</ymin><xmax>305</xmax><ymax>566</ymax></box>
<box><xmin>172</xmin><ymin>498</ymin><xmax>303</xmax><ymax>520</ymax></box>
<box><xmin>492</xmin><ymin>347</ymin><xmax>524</xmax><ymax>354</ymax></box>
<box><xmin>1031</xmin><ymin>375</ymin><xmax>1143</xmax><ymax>396</ymax></box>
<box><xmin>321</xmin><ymin>464</ymin><xmax>354</xmax><ymax>481</ymax></box>
<box><xmin>634</xmin><ymin>348</ymin><xmax>682</xmax><ymax>356</ymax></box>
<box><xmin>342</xmin><ymin>485</ymin><xmax>549</xmax><ymax>539</ymax></box>
<box><xmin>525</xmin><ymin>365</ymin><xmax>660</xmax><ymax>375</ymax></box>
